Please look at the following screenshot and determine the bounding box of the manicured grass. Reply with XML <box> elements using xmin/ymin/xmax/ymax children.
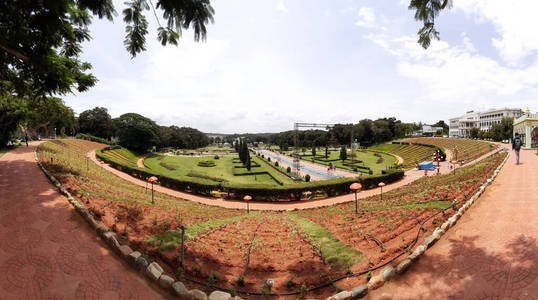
<box><xmin>287</xmin><ymin>212</ymin><xmax>363</xmax><ymax>270</ymax></box>
<box><xmin>301</xmin><ymin>149</ymin><xmax>396</xmax><ymax>175</ymax></box>
<box><xmin>144</xmin><ymin>154</ymin><xmax>294</xmax><ymax>187</ymax></box>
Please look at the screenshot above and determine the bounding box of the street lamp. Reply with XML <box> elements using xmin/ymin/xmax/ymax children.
<box><xmin>349</xmin><ymin>183</ymin><xmax>362</xmax><ymax>214</ymax></box>
<box><xmin>378</xmin><ymin>182</ymin><xmax>385</xmax><ymax>201</ymax></box>
<box><xmin>148</xmin><ymin>176</ymin><xmax>158</xmax><ymax>204</ymax></box>
<box><xmin>243</xmin><ymin>195</ymin><xmax>252</xmax><ymax>213</ymax></box>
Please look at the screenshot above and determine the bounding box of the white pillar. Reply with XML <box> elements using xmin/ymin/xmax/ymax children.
<box><xmin>525</xmin><ymin>125</ymin><xmax>532</xmax><ymax>148</ymax></box>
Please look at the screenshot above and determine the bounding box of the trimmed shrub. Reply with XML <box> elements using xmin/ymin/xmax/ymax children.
<box><xmin>275</xmin><ymin>161</ymin><xmax>279</xmax><ymax>167</ymax></box>
<box><xmin>214</xmin><ymin>155</ymin><xmax>220</xmax><ymax>160</ymax></box>
<box><xmin>197</xmin><ymin>160</ymin><xmax>216</xmax><ymax>167</ymax></box>
<box><xmin>286</xmin><ymin>166</ymin><xmax>291</xmax><ymax>173</ymax></box>
<box><xmin>76</xmin><ymin>133</ymin><xmax>116</xmax><ymax>145</ymax></box>
<box><xmin>97</xmin><ymin>146</ymin><xmax>405</xmax><ymax>202</ymax></box>
<box><xmin>305</xmin><ymin>174</ymin><xmax>311</xmax><ymax>182</ymax></box>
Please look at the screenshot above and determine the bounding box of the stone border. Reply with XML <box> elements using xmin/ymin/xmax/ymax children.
<box><xmin>324</xmin><ymin>149</ymin><xmax>510</xmax><ymax>300</ymax></box>
<box><xmin>34</xmin><ymin>149</ymin><xmax>241</xmax><ymax>300</ymax></box>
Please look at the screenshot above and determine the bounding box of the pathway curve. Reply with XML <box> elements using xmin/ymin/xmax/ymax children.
<box><xmin>0</xmin><ymin>143</ymin><xmax>169</xmax><ymax>299</ymax></box>
<box><xmin>89</xmin><ymin>145</ymin><xmax>500</xmax><ymax>211</ymax></box>
<box><xmin>366</xmin><ymin>149</ymin><xmax>538</xmax><ymax>299</ymax></box>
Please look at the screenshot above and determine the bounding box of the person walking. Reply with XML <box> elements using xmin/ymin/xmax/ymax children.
<box><xmin>512</xmin><ymin>133</ymin><xmax>522</xmax><ymax>165</ymax></box>
<box><xmin>24</xmin><ymin>133</ymin><xmax>29</xmax><ymax>147</ymax></box>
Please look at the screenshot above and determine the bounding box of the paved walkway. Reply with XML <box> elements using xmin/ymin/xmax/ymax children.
<box><xmin>366</xmin><ymin>149</ymin><xmax>538</xmax><ymax>299</ymax></box>
<box><xmin>0</xmin><ymin>143</ymin><xmax>169</xmax><ymax>299</ymax></box>
<box><xmin>89</xmin><ymin>146</ymin><xmax>501</xmax><ymax>211</ymax></box>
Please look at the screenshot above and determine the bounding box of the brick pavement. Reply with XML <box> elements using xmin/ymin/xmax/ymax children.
<box><xmin>0</xmin><ymin>143</ymin><xmax>170</xmax><ymax>300</ymax></box>
<box><xmin>365</xmin><ymin>149</ymin><xmax>538</xmax><ymax>299</ymax></box>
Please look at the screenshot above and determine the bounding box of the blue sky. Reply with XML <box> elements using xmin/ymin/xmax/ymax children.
<box><xmin>64</xmin><ymin>0</ymin><xmax>538</xmax><ymax>133</ymax></box>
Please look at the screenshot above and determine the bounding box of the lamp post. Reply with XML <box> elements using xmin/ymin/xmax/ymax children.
<box><xmin>148</xmin><ymin>176</ymin><xmax>158</xmax><ymax>204</ymax></box>
<box><xmin>243</xmin><ymin>195</ymin><xmax>252</xmax><ymax>213</ymax></box>
<box><xmin>378</xmin><ymin>182</ymin><xmax>385</xmax><ymax>201</ymax></box>
<box><xmin>349</xmin><ymin>183</ymin><xmax>362</xmax><ymax>214</ymax></box>
<box><xmin>451</xmin><ymin>160</ymin><xmax>457</xmax><ymax>175</ymax></box>
<box><xmin>85</xmin><ymin>155</ymin><xmax>90</xmax><ymax>173</ymax></box>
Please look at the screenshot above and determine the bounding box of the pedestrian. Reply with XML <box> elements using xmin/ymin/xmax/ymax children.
<box><xmin>512</xmin><ymin>133</ymin><xmax>522</xmax><ymax>165</ymax></box>
<box><xmin>24</xmin><ymin>133</ymin><xmax>29</xmax><ymax>147</ymax></box>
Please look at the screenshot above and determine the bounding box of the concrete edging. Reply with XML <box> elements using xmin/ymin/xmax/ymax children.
<box><xmin>34</xmin><ymin>149</ymin><xmax>242</xmax><ymax>300</ymax></box>
<box><xmin>324</xmin><ymin>149</ymin><xmax>509</xmax><ymax>300</ymax></box>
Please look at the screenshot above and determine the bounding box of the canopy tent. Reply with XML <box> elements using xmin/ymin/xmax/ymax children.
<box><xmin>417</xmin><ymin>161</ymin><xmax>436</xmax><ymax>171</ymax></box>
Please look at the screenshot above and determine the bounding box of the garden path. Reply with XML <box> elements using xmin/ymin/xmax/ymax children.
<box><xmin>365</xmin><ymin>148</ymin><xmax>538</xmax><ymax>299</ymax></box>
<box><xmin>88</xmin><ymin>145</ymin><xmax>502</xmax><ymax>211</ymax></box>
<box><xmin>0</xmin><ymin>142</ymin><xmax>170</xmax><ymax>299</ymax></box>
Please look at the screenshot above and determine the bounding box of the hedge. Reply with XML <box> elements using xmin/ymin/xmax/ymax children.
<box><xmin>96</xmin><ymin>146</ymin><xmax>404</xmax><ymax>202</ymax></box>
<box><xmin>76</xmin><ymin>133</ymin><xmax>117</xmax><ymax>145</ymax></box>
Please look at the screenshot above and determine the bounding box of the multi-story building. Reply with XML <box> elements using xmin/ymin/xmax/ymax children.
<box><xmin>449</xmin><ymin>108</ymin><xmax>523</xmax><ymax>138</ymax></box>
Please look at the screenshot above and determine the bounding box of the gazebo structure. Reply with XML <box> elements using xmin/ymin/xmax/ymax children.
<box><xmin>513</xmin><ymin>108</ymin><xmax>538</xmax><ymax>149</ymax></box>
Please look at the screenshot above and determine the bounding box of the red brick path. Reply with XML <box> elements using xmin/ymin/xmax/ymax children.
<box><xmin>366</xmin><ymin>149</ymin><xmax>538</xmax><ymax>299</ymax></box>
<box><xmin>0</xmin><ymin>143</ymin><xmax>169</xmax><ymax>299</ymax></box>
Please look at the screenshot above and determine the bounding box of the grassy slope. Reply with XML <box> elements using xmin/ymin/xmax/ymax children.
<box><xmin>370</xmin><ymin>143</ymin><xmax>435</xmax><ymax>169</ymax></box>
<box><xmin>144</xmin><ymin>154</ymin><xmax>294</xmax><ymax>187</ymax></box>
<box><xmin>287</xmin><ymin>212</ymin><xmax>363</xmax><ymax>270</ymax></box>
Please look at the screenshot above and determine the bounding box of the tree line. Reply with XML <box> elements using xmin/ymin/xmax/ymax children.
<box><xmin>78</xmin><ymin>107</ymin><xmax>210</xmax><ymax>152</ymax></box>
<box><xmin>228</xmin><ymin>118</ymin><xmax>423</xmax><ymax>149</ymax></box>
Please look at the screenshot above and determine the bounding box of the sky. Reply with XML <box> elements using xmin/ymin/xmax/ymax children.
<box><xmin>64</xmin><ymin>0</ymin><xmax>538</xmax><ymax>134</ymax></box>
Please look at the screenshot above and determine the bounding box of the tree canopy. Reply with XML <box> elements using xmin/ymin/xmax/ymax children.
<box><xmin>115</xmin><ymin>112</ymin><xmax>160</xmax><ymax>151</ymax></box>
<box><xmin>0</xmin><ymin>0</ymin><xmax>214</xmax><ymax>98</ymax></box>
<box><xmin>409</xmin><ymin>0</ymin><xmax>452</xmax><ymax>48</ymax></box>
<box><xmin>79</xmin><ymin>107</ymin><xmax>114</xmax><ymax>139</ymax></box>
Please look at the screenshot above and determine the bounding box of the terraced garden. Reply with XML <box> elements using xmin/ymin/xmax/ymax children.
<box><xmin>403</xmin><ymin>137</ymin><xmax>495</xmax><ymax>163</ymax></box>
<box><xmin>36</xmin><ymin>139</ymin><xmax>506</xmax><ymax>298</ymax></box>
<box><xmin>370</xmin><ymin>143</ymin><xmax>439</xmax><ymax>170</ymax></box>
<box><xmin>100</xmin><ymin>146</ymin><xmax>141</xmax><ymax>168</ymax></box>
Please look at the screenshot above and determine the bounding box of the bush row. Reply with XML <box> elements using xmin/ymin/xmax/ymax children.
<box><xmin>76</xmin><ymin>133</ymin><xmax>117</xmax><ymax>145</ymax></box>
<box><xmin>97</xmin><ymin>146</ymin><xmax>404</xmax><ymax>202</ymax></box>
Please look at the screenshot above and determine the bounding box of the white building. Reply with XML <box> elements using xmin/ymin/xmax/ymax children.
<box><xmin>422</xmin><ymin>124</ymin><xmax>444</xmax><ymax>135</ymax></box>
<box><xmin>513</xmin><ymin>108</ymin><xmax>538</xmax><ymax>148</ymax></box>
<box><xmin>449</xmin><ymin>108</ymin><xmax>523</xmax><ymax>138</ymax></box>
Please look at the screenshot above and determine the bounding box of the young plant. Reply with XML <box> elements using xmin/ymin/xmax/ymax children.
<box><xmin>206</xmin><ymin>271</ymin><xmax>218</xmax><ymax>287</ymax></box>
<box><xmin>236</xmin><ymin>274</ymin><xmax>245</xmax><ymax>286</ymax></box>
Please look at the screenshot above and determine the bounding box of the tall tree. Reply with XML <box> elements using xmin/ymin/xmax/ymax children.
<box><xmin>78</xmin><ymin>107</ymin><xmax>114</xmax><ymax>138</ymax></box>
<box><xmin>0</xmin><ymin>94</ymin><xmax>27</xmax><ymax>145</ymax></box>
<box><xmin>340</xmin><ymin>146</ymin><xmax>347</xmax><ymax>162</ymax></box>
<box><xmin>114</xmin><ymin>113</ymin><xmax>159</xmax><ymax>151</ymax></box>
<box><xmin>0</xmin><ymin>0</ymin><xmax>214</xmax><ymax>98</ymax></box>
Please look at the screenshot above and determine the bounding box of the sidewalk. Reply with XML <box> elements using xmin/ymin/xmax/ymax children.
<box><xmin>0</xmin><ymin>143</ymin><xmax>169</xmax><ymax>299</ymax></box>
<box><xmin>365</xmin><ymin>149</ymin><xmax>538</xmax><ymax>299</ymax></box>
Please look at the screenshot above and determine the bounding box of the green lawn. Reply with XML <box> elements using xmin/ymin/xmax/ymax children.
<box><xmin>143</xmin><ymin>154</ymin><xmax>295</xmax><ymax>187</ymax></box>
<box><xmin>300</xmin><ymin>149</ymin><xmax>396</xmax><ymax>175</ymax></box>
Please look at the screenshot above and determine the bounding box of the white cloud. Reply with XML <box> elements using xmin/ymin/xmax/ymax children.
<box><xmin>276</xmin><ymin>0</ymin><xmax>288</xmax><ymax>13</ymax></box>
<box><xmin>355</xmin><ymin>7</ymin><xmax>376</xmax><ymax>28</ymax></box>
<box><xmin>364</xmin><ymin>32</ymin><xmax>538</xmax><ymax>109</ymax></box>
<box><xmin>454</xmin><ymin>0</ymin><xmax>538</xmax><ymax>65</ymax></box>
